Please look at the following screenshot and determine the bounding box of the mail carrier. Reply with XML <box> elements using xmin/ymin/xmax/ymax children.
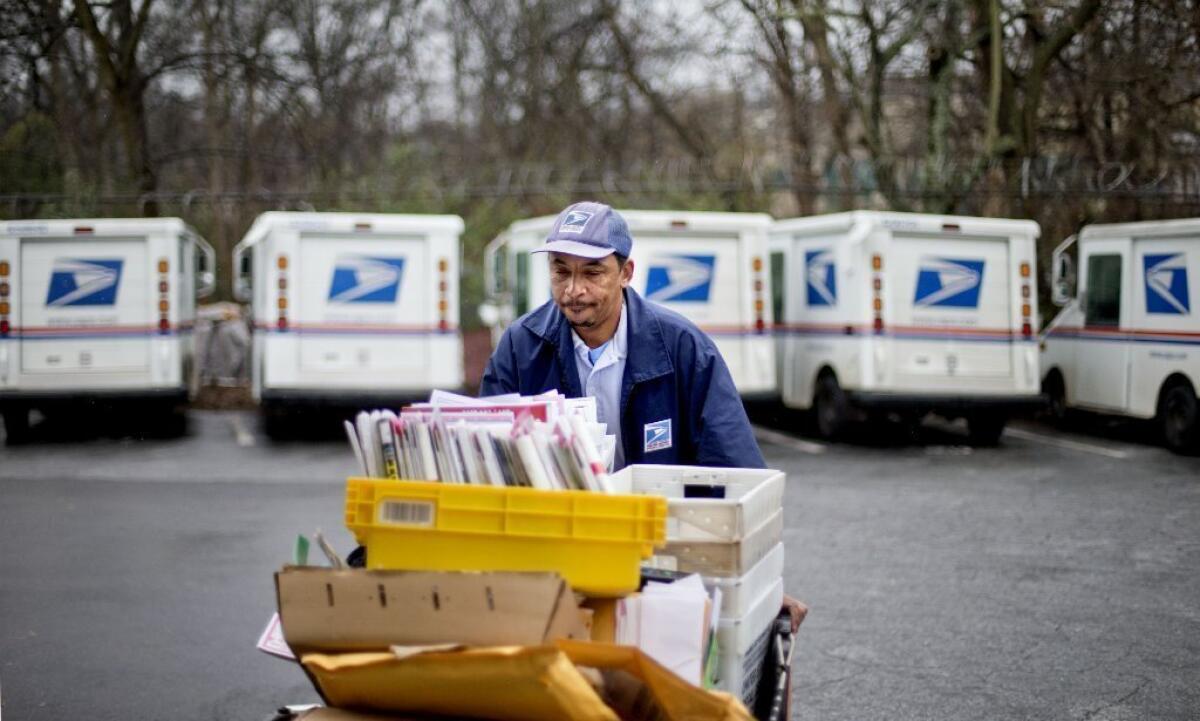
<box><xmin>0</xmin><ymin>217</ymin><xmax>216</xmax><ymax>440</ymax></box>
<box><xmin>1041</xmin><ymin>218</ymin><xmax>1200</xmax><ymax>453</ymax></box>
<box><xmin>233</xmin><ymin>212</ymin><xmax>464</xmax><ymax>429</ymax></box>
<box><xmin>770</xmin><ymin>211</ymin><xmax>1043</xmax><ymax>444</ymax></box>
<box><xmin>481</xmin><ymin>210</ymin><xmax>777</xmax><ymax>396</ymax></box>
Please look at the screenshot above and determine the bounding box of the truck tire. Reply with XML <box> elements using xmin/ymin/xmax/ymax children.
<box><xmin>261</xmin><ymin>403</ymin><xmax>292</xmax><ymax>440</ymax></box>
<box><xmin>2</xmin><ymin>407</ymin><xmax>30</xmax><ymax>445</ymax></box>
<box><xmin>1158</xmin><ymin>382</ymin><xmax>1199</xmax><ymax>455</ymax></box>
<box><xmin>813</xmin><ymin>374</ymin><xmax>849</xmax><ymax>440</ymax></box>
<box><xmin>967</xmin><ymin>414</ymin><xmax>1006</xmax><ymax>446</ymax></box>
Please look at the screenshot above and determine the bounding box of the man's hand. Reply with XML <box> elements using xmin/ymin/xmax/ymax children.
<box><xmin>782</xmin><ymin>594</ymin><xmax>808</xmax><ymax>633</ymax></box>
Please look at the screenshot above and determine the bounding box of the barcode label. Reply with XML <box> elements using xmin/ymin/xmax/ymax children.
<box><xmin>379</xmin><ymin>500</ymin><xmax>435</xmax><ymax>527</ymax></box>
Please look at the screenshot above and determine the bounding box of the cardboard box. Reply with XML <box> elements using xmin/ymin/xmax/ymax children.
<box><xmin>273</xmin><ymin>568</ymin><xmax>754</xmax><ymax>721</ymax></box>
<box><xmin>275</xmin><ymin>567</ymin><xmax>590</xmax><ymax>654</ymax></box>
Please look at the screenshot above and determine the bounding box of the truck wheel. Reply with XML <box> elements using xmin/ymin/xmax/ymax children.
<box><xmin>2</xmin><ymin>407</ymin><xmax>31</xmax><ymax>445</ymax></box>
<box><xmin>261</xmin><ymin>404</ymin><xmax>291</xmax><ymax>440</ymax></box>
<box><xmin>1043</xmin><ymin>371</ymin><xmax>1069</xmax><ymax>426</ymax></box>
<box><xmin>813</xmin><ymin>374</ymin><xmax>849</xmax><ymax>440</ymax></box>
<box><xmin>1158</xmin><ymin>383</ymin><xmax>1199</xmax><ymax>455</ymax></box>
<box><xmin>967</xmin><ymin>414</ymin><xmax>1007</xmax><ymax>446</ymax></box>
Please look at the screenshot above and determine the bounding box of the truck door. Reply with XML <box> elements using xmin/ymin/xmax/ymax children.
<box><xmin>295</xmin><ymin>233</ymin><xmax>429</xmax><ymax>374</ymax></box>
<box><xmin>889</xmin><ymin>232</ymin><xmax>1013</xmax><ymax>383</ymax></box>
<box><xmin>19</xmin><ymin>237</ymin><xmax>150</xmax><ymax>375</ymax></box>
<box><xmin>630</xmin><ymin>233</ymin><xmax>753</xmax><ymax>382</ymax></box>
<box><xmin>1075</xmin><ymin>242</ymin><xmax>1131</xmax><ymax>410</ymax></box>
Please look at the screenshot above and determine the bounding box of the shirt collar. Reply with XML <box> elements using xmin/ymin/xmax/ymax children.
<box><xmin>572</xmin><ymin>301</ymin><xmax>628</xmax><ymax>365</ymax></box>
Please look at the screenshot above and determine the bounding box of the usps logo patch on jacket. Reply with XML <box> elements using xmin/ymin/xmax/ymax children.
<box><xmin>644</xmin><ymin>419</ymin><xmax>672</xmax><ymax>452</ymax></box>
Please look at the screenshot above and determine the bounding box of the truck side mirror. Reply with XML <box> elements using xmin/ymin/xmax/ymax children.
<box><xmin>232</xmin><ymin>251</ymin><xmax>252</xmax><ymax>303</ymax></box>
<box><xmin>195</xmin><ymin>238</ymin><xmax>218</xmax><ymax>299</ymax></box>
<box><xmin>1050</xmin><ymin>234</ymin><xmax>1077</xmax><ymax>307</ymax></box>
<box><xmin>1052</xmin><ymin>253</ymin><xmax>1075</xmax><ymax>307</ymax></box>
<box><xmin>477</xmin><ymin>302</ymin><xmax>500</xmax><ymax>328</ymax></box>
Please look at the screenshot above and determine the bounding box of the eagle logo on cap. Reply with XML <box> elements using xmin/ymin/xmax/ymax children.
<box><xmin>560</xmin><ymin>210</ymin><xmax>593</xmax><ymax>234</ymax></box>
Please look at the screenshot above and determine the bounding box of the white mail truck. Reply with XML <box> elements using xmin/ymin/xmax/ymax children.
<box><xmin>1041</xmin><ymin>218</ymin><xmax>1200</xmax><ymax>453</ymax></box>
<box><xmin>233</xmin><ymin>212</ymin><xmax>464</xmax><ymax>432</ymax></box>
<box><xmin>480</xmin><ymin>210</ymin><xmax>776</xmax><ymax>395</ymax></box>
<box><xmin>770</xmin><ymin>211</ymin><xmax>1042</xmax><ymax>444</ymax></box>
<box><xmin>0</xmin><ymin>217</ymin><xmax>216</xmax><ymax>441</ymax></box>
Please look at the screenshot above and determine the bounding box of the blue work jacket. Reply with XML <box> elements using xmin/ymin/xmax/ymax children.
<box><xmin>480</xmin><ymin>288</ymin><xmax>766</xmax><ymax>469</ymax></box>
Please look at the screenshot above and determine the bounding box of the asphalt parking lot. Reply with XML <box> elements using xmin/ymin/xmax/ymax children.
<box><xmin>1</xmin><ymin>408</ymin><xmax>1198</xmax><ymax>721</ymax></box>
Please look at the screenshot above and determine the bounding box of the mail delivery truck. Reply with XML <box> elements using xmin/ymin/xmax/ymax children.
<box><xmin>771</xmin><ymin>211</ymin><xmax>1042</xmax><ymax>444</ymax></box>
<box><xmin>1041</xmin><ymin>218</ymin><xmax>1200</xmax><ymax>453</ymax></box>
<box><xmin>0</xmin><ymin>217</ymin><xmax>216</xmax><ymax>440</ymax></box>
<box><xmin>480</xmin><ymin>210</ymin><xmax>776</xmax><ymax>395</ymax></box>
<box><xmin>233</xmin><ymin>212</ymin><xmax>464</xmax><ymax>430</ymax></box>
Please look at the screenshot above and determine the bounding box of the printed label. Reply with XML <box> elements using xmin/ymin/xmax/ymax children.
<box><xmin>379</xmin><ymin>500</ymin><xmax>435</xmax><ymax>527</ymax></box>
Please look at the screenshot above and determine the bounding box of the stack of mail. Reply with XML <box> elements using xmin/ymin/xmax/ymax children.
<box><xmin>345</xmin><ymin>390</ymin><xmax>618</xmax><ymax>493</ymax></box>
<box><xmin>614</xmin><ymin>574</ymin><xmax>721</xmax><ymax>686</ymax></box>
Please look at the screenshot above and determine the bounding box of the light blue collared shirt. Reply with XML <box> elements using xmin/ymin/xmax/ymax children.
<box><xmin>572</xmin><ymin>303</ymin><xmax>628</xmax><ymax>470</ymax></box>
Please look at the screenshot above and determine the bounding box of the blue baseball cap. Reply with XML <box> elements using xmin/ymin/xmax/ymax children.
<box><xmin>531</xmin><ymin>201</ymin><xmax>633</xmax><ymax>259</ymax></box>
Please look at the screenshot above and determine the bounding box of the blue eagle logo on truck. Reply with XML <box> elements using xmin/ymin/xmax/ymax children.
<box><xmin>328</xmin><ymin>256</ymin><xmax>405</xmax><ymax>303</ymax></box>
<box><xmin>645</xmin><ymin>254</ymin><xmax>715</xmax><ymax>302</ymax></box>
<box><xmin>914</xmin><ymin>258</ymin><xmax>985</xmax><ymax>308</ymax></box>
<box><xmin>805</xmin><ymin>249</ymin><xmax>837</xmax><ymax>307</ymax></box>
<box><xmin>46</xmin><ymin>258</ymin><xmax>123</xmax><ymax>307</ymax></box>
<box><xmin>1144</xmin><ymin>253</ymin><xmax>1190</xmax><ymax>315</ymax></box>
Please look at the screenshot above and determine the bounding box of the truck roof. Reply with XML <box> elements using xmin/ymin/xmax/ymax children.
<box><xmin>1079</xmin><ymin>217</ymin><xmax>1200</xmax><ymax>241</ymax></box>
<box><xmin>770</xmin><ymin>211</ymin><xmax>1040</xmax><ymax>239</ymax></box>
<box><xmin>236</xmin><ymin>211</ymin><xmax>465</xmax><ymax>249</ymax></box>
<box><xmin>508</xmin><ymin>209</ymin><xmax>772</xmax><ymax>237</ymax></box>
<box><xmin>2</xmin><ymin>217</ymin><xmax>196</xmax><ymax>238</ymax></box>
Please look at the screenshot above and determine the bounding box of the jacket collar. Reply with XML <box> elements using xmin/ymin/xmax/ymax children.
<box><xmin>520</xmin><ymin>287</ymin><xmax>673</xmax><ymax>388</ymax></box>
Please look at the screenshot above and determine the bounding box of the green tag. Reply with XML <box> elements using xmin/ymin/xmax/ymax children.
<box><xmin>294</xmin><ymin>534</ymin><xmax>310</xmax><ymax>566</ymax></box>
<box><xmin>702</xmin><ymin>631</ymin><xmax>720</xmax><ymax>688</ymax></box>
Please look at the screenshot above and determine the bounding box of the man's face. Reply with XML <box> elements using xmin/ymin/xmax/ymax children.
<box><xmin>549</xmin><ymin>252</ymin><xmax>634</xmax><ymax>331</ymax></box>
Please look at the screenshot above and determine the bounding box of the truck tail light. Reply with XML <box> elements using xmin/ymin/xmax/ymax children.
<box><xmin>277</xmin><ymin>255</ymin><xmax>289</xmax><ymax>332</ymax></box>
<box><xmin>1020</xmin><ymin>260</ymin><xmax>1032</xmax><ymax>337</ymax></box>
<box><xmin>0</xmin><ymin>260</ymin><xmax>9</xmax><ymax>336</ymax></box>
<box><xmin>158</xmin><ymin>257</ymin><xmax>170</xmax><ymax>334</ymax></box>
<box><xmin>872</xmin><ymin>254</ymin><xmax>884</xmax><ymax>334</ymax></box>
<box><xmin>437</xmin><ymin>258</ymin><xmax>450</xmax><ymax>332</ymax></box>
<box><xmin>751</xmin><ymin>256</ymin><xmax>765</xmax><ymax>335</ymax></box>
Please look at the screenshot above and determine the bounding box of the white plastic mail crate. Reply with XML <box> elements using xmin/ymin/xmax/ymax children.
<box><xmin>610</xmin><ymin>464</ymin><xmax>785</xmax><ymax>541</ymax></box>
<box><xmin>652</xmin><ymin>507</ymin><xmax>783</xmax><ymax>577</ymax></box>
<box><xmin>717</xmin><ymin>575</ymin><xmax>784</xmax><ymax>657</ymax></box>
<box><xmin>716</xmin><ymin>618</ymin><xmax>774</xmax><ymax>709</ymax></box>
<box><xmin>714</xmin><ymin>575</ymin><xmax>784</xmax><ymax>702</ymax></box>
<box><xmin>705</xmin><ymin>542</ymin><xmax>784</xmax><ymax>618</ymax></box>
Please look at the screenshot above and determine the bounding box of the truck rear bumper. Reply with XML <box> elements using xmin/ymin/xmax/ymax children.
<box><xmin>261</xmin><ymin>387</ymin><xmax>466</xmax><ymax>410</ymax></box>
<box><xmin>845</xmin><ymin>391</ymin><xmax>1046</xmax><ymax>415</ymax></box>
<box><xmin>0</xmin><ymin>388</ymin><xmax>188</xmax><ymax>409</ymax></box>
